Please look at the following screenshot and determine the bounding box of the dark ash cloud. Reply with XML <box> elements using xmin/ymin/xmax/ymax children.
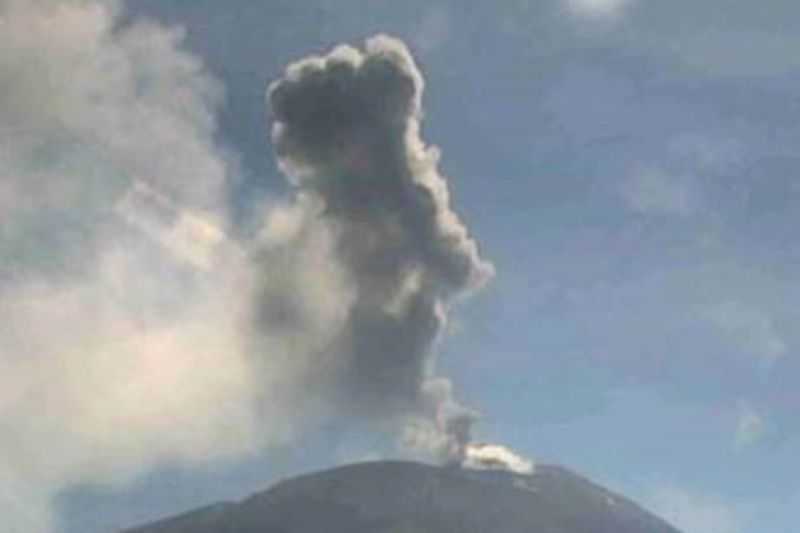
<box><xmin>262</xmin><ymin>35</ymin><xmax>494</xmax><ymax>458</ymax></box>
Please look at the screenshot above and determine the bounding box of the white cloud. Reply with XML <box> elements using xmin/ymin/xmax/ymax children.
<box><xmin>463</xmin><ymin>443</ymin><xmax>535</xmax><ymax>475</ymax></box>
<box><xmin>0</xmin><ymin>1</ymin><xmax>263</xmax><ymax>531</ymax></box>
<box><xmin>647</xmin><ymin>486</ymin><xmax>744</xmax><ymax>533</ymax></box>
<box><xmin>735</xmin><ymin>402</ymin><xmax>767</xmax><ymax>449</ymax></box>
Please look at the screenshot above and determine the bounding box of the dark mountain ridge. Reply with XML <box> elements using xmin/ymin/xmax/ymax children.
<box><xmin>124</xmin><ymin>460</ymin><xmax>682</xmax><ymax>533</ymax></box>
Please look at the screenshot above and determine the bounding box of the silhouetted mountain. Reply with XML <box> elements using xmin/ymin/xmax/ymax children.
<box><xmin>123</xmin><ymin>461</ymin><xmax>682</xmax><ymax>533</ymax></box>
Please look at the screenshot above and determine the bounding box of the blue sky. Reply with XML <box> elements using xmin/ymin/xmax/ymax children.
<box><xmin>2</xmin><ymin>1</ymin><xmax>799</xmax><ymax>533</ymax></box>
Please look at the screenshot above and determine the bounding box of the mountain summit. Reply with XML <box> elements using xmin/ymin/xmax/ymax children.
<box><xmin>124</xmin><ymin>460</ymin><xmax>682</xmax><ymax>533</ymax></box>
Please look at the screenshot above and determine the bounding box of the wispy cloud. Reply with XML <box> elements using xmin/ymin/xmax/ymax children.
<box><xmin>647</xmin><ymin>485</ymin><xmax>744</xmax><ymax>533</ymax></box>
<box><xmin>735</xmin><ymin>402</ymin><xmax>767</xmax><ymax>450</ymax></box>
<box><xmin>621</xmin><ymin>167</ymin><xmax>698</xmax><ymax>216</ymax></box>
<box><xmin>703</xmin><ymin>302</ymin><xmax>787</xmax><ymax>369</ymax></box>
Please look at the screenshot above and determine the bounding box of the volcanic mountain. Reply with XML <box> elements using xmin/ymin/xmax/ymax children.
<box><xmin>123</xmin><ymin>460</ymin><xmax>682</xmax><ymax>533</ymax></box>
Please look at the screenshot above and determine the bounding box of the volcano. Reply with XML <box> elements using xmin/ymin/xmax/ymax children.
<box><xmin>123</xmin><ymin>460</ymin><xmax>681</xmax><ymax>533</ymax></box>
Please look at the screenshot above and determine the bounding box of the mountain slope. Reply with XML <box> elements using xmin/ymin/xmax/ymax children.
<box><xmin>124</xmin><ymin>461</ymin><xmax>682</xmax><ymax>533</ymax></box>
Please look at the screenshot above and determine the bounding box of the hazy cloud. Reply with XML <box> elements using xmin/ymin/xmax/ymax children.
<box><xmin>647</xmin><ymin>485</ymin><xmax>744</xmax><ymax>533</ymax></box>
<box><xmin>0</xmin><ymin>1</ymin><xmax>254</xmax><ymax>530</ymax></box>
<box><xmin>565</xmin><ymin>0</ymin><xmax>632</xmax><ymax>18</ymax></box>
<box><xmin>704</xmin><ymin>302</ymin><xmax>786</xmax><ymax>369</ymax></box>
<box><xmin>735</xmin><ymin>402</ymin><xmax>767</xmax><ymax>450</ymax></box>
<box><xmin>621</xmin><ymin>167</ymin><xmax>697</xmax><ymax>216</ymax></box>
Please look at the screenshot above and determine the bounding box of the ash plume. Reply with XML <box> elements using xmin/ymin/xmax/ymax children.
<box><xmin>0</xmin><ymin>12</ymin><xmax>526</xmax><ymax>530</ymax></box>
<box><xmin>262</xmin><ymin>35</ymin><xmax>494</xmax><ymax>458</ymax></box>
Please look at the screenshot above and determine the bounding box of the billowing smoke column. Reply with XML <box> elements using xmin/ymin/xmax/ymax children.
<box><xmin>264</xmin><ymin>36</ymin><xmax>494</xmax><ymax>462</ymax></box>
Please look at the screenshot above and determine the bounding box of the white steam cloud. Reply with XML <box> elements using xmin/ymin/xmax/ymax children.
<box><xmin>0</xmin><ymin>1</ymin><xmax>258</xmax><ymax>530</ymax></box>
<box><xmin>463</xmin><ymin>443</ymin><xmax>535</xmax><ymax>475</ymax></box>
